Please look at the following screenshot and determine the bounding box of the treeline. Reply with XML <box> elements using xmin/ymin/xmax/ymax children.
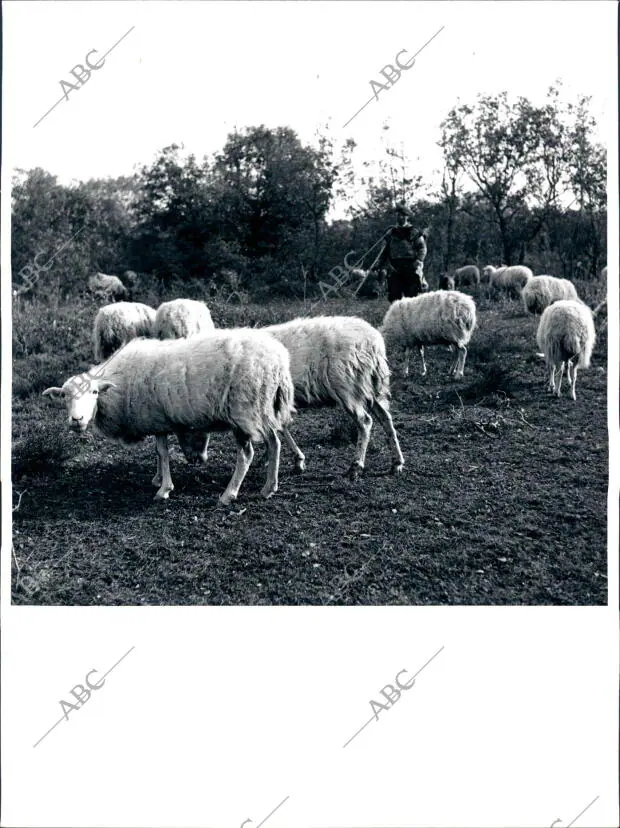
<box><xmin>11</xmin><ymin>85</ymin><xmax>607</xmax><ymax>302</ymax></box>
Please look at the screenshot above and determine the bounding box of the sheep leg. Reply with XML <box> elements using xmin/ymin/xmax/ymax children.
<box><xmin>281</xmin><ymin>426</ymin><xmax>306</xmax><ymax>473</ymax></box>
<box><xmin>403</xmin><ymin>348</ymin><xmax>410</xmax><ymax>378</ymax></box>
<box><xmin>570</xmin><ymin>363</ymin><xmax>578</xmax><ymax>401</ymax></box>
<box><xmin>152</xmin><ymin>440</ymin><xmax>162</xmax><ymax>487</ymax></box>
<box><xmin>347</xmin><ymin>408</ymin><xmax>373</xmax><ymax>481</ymax></box>
<box><xmin>371</xmin><ymin>400</ymin><xmax>404</xmax><ymax>474</ymax></box>
<box><xmin>219</xmin><ymin>433</ymin><xmax>254</xmax><ymax>506</ymax></box>
<box><xmin>555</xmin><ymin>362</ymin><xmax>565</xmax><ymax>397</ymax></box>
<box><xmin>419</xmin><ymin>346</ymin><xmax>427</xmax><ymax>376</ymax></box>
<box><xmin>547</xmin><ymin>365</ymin><xmax>556</xmax><ymax>394</ymax></box>
<box><xmin>447</xmin><ymin>345</ymin><xmax>458</xmax><ymax>376</ymax></box>
<box><xmin>153</xmin><ymin>435</ymin><xmax>174</xmax><ymax>500</ymax></box>
<box><xmin>453</xmin><ymin>345</ymin><xmax>467</xmax><ymax>379</ymax></box>
<box><xmin>198</xmin><ymin>434</ymin><xmax>210</xmax><ymax>463</ymax></box>
<box><xmin>261</xmin><ymin>428</ymin><xmax>281</xmax><ymax>499</ymax></box>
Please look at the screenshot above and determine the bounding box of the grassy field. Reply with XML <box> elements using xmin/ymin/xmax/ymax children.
<box><xmin>11</xmin><ymin>282</ymin><xmax>608</xmax><ymax>606</ymax></box>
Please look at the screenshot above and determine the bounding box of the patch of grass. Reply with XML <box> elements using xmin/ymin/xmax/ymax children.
<box><xmin>460</xmin><ymin>363</ymin><xmax>517</xmax><ymax>401</ymax></box>
<box><xmin>12</xmin><ymin>426</ymin><xmax>79</xmax><ymax>480</ymax></box>
<box><xmin>13</xmin><ymin>352</ymin><xmax>89</xmax><ymax>398</ymax></box>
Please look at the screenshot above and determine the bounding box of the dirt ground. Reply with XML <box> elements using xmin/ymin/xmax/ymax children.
<box><xmin>11</xmin><ymin>290</ymin><xmax>608</xmax><ymax>606</ymax></box>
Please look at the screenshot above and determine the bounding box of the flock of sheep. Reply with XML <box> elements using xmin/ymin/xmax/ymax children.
<box><xmin>441</xmin><ymin>263</ymin><xmax>605</xmax><ymax>399</ymax></box>
<box><xmin>42</xmin><ymin>261</ymin><xmax>605</xmax><ymax>505</ymax></box>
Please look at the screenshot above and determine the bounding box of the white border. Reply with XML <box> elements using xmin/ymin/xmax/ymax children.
<box><xmin>2</xmin><ymin>3</ymin><xmax>618</xmax><ymax>827</ymax></box>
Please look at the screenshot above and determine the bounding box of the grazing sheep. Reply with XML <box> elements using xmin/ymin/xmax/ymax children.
<box><xmin>482</xmin><ymin>265</ymin><xmax>501</xmax><ymax>284</ymax></box>
<box><xmin>522</xmin><ymin>275</ymin><xmax>579</xmax><ymax>315</ymax></box>
<box><xmin>536</xmin><ymin>300</ymin><xmax>596</xmax><ymax>400</ymax></box>
<box><xmin>154</xmin><ymin>298</ymin><xmax>215</xmax><ymax>339</ymax></box>
<box><xmin>380</xmin><ymin>290</ymin><xmax>477</xmax><ymax>379</ymax></box>
<box><xmin>484</xmin><ymin>265</ymin><xmax>533</xmax><ymax>295</ymax></box>
<box><xmin>264</xmin><ymin>316</ymin><xmax>404</xmax><ymax>480</ymax></box>
<box><xmin>88</xmin><ymin>272</ymin><xmax>130</xmax><ymax>302</ymax></box>
<box><xmin>93</xmin><ymin>302</ymin><xmax>156</xmax><ymax>362</ymax></box>
<box><xmin>453</xmin><ymin>265</ymin><xmax>480</xmax><ymax>287</ymax></box>
<box><xmin>42</xmin><ymin>331</ymin><xmax>295</xmax><ymax>505</ymax></box>
<box><xmin>439</xmin><ymin>274</ymin><xmax>455</xmax><ymax>290</ymax></box>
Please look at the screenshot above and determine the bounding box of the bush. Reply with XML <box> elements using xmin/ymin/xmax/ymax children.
<box><xmin>12</xmin><ymin>427</ymin><xmax>79</xmax><ymax>480</ymax></box>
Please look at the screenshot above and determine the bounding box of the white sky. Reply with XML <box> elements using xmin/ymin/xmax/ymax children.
<box><xmin>3</xmin><ymin>0</ymin><xmax>616</xmax><ymax>218</ymax></box>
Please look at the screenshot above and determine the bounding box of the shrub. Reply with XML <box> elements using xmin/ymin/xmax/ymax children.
<box><xmin>12</xmin><ymin>427</ymin><xmax>79</xmax><ymax>480</ymax></box>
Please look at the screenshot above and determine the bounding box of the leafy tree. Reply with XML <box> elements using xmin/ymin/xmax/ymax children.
<box><xmin>439</xmin><ymin>88</ymin><xmax>571</xmax><ymax>263</ymax></box>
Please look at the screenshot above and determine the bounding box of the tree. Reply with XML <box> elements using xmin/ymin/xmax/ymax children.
<box><xmin>439</xmin><ymin>88</ymin><xmax>572</xmax><ymax>264</ymax></box>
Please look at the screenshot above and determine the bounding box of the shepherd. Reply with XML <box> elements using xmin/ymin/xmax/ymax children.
<box><xmin>372</xmin><ymin>204</ymin><xmax>429</xmax><ymax>302</ymax></box>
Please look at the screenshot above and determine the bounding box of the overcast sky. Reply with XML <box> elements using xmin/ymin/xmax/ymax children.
<box><xmin>3</xmin><ymin>0</ymin><xmax>616</xmax><ymax>218</ymax></box>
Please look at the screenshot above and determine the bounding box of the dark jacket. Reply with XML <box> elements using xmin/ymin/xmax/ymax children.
<box><xmin>377</xmin><ymin>226</ymin><xmax>426</xmax><ymax>267</ymax></box>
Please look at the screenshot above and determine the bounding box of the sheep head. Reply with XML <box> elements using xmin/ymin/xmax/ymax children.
<box><xmin>43</xmin><ymin>373</ymin><xmax>117</xmax><ymax>432</ymax></box>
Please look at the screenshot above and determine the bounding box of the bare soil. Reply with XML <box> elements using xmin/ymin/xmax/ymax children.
<box><xmin>11</xmin><ymin>291</ymin><xmax>608</xmax><ymax>606</ymax></box>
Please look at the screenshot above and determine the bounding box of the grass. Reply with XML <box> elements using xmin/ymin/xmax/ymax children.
<box><xmin>11</xmin><ymin>283</ymin><xmax>608</xmax><ymax>606</ymax></box>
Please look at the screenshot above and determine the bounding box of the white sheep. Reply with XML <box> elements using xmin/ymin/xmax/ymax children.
<box><xmin>522</xmin><ymin>275</ymin><xmax>579</xmax><ymax>315</ymax></box>
<box><xmin>380</xmin><ymin>290</ymin><xmax>477</xmax><ymax>379</ymax></box>
<box><xmin>88</xmin><ymin>272</ymin><xmax>130</xmax><ymax>302</ymax></box>
<box><xmin>42</xmin><ymin>331</ymin><xmax>295</xmax><ymax>505</ymax></box>
<box><xmin>484</xmin><ymin>265</ymin><xmax>533</xmax><ymax>295</ymax></box>
<box><xmin>535</xmin><ymin>299</ymin><xmax>596</xmax><ymax>400</ymax></box>
<box><xmin>154</xmin><ymin>298</ymin><xmax>215</xmax><ymax>339</ymax></box>
<box><xmin>93</xmin><ymin>301</ymin><xmax>156</xmax><ymax>362</ymax></box>
<box><xmin>264</xmin><ymin>316</ymin><xmax>404</xmax><ymax>480</ymax></box>
<box><xmin>452</xmin><ymin>265</ymin><xmax>480</xmax><ymax>287</ymax></box>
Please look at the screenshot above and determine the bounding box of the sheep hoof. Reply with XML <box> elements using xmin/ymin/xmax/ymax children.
<box><xmin>390</xmin><ymin>461</ymin><xmax>404</xmax><ymax>475</ymax></box>
<box><xmin>261</xmin><ymin>485</ymin><xmax>277</xmax><ymax>499</ymax></box>
<box><xmin>294</xmin><ymin>459</ymin><xmax>306</xmax><ymax>474</ymax></box>
<box><xmin>347</xmin><ymin>463</ymin><xmax>363</xmax><ymax>482</ymax></box>
<box><xmin>154</xmin><ymin>486</ymin><xmax>173</xmax><ymax>501</ymax></box>
<box><xmin>219</xmin><ymin>492</ymin><xmax>236</xmax><ymax>506</ymax></box>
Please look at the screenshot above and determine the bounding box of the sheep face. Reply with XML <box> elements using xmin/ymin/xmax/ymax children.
<box><xmin>43</xmin><ymin>374</ymin><xmax>116</xmax><ymax>432</ymax></box>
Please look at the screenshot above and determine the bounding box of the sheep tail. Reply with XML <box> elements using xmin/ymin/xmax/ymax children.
<box><xmin>372</xmin><ymin>351</ymin><xmax>392</xmax><ymax>402</ymax></box>
<box><xmin>274</xmin><ymin>384</ymin><xmax>286</xmax><ymax>416</ymax></box>
<box><xmin>273</xmin><ymin>379</ymin><xmax>295</xmax><ymax>426</ymax></box>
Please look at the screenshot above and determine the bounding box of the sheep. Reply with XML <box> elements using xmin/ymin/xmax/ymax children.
<box><xmin>439</xmin><ymin>274</ymin><xmax>455</xmax><ymax>290</ymax></box>
<box><xmin>481</xmin><ymin>264</ymin><xmax>501</xmax><ymax>284</ymax></box>
<box><xmin>263</xmin><ymin>316</ymin><xmax>404</xmax><ymax>480</ymax></box>
<box><xmin>93</xmin><ymin>302</ymin><xmax>156</xmax><ymax>362</ymax></box>
<box><xmin>484</xmin><ymin>265</ymin><xmax>533</xmax><ymax>295</ymax></box>
<box><xmin>42</xmin><ymin>331</ymin><xmax>295</xmax><ymax>505</ymax></box>
<box><xmin>380</xmin><ymin>290</ymin><xmax>477</xmax><ymax>379</ymax></box>
<box><xmin>535</xmin><ymin>299</ymin><xmax>596</xmax><ymax>400</ymax></box>
<box><xmin>452</xmin><ymin>265</ymin><xmax>480</xmax><ymax>287</ymax></box>
<box><xmin>88</xmin><ymin>272</ymin><xmax>130</xmax><ymax>302</ymax></box>
<box><xmin>154</xmin><ymin>298</ymin><xmax>215</xmax><ymax>339</ymax></box>
<box><xmin>522</xmin><ymin>275</ymin><xmax>579</xmax><ymax>315</ymax></box>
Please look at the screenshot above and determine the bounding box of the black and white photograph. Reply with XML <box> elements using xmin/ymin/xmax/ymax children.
<box><xmin>2</xmin><ymin>1</ymin><xmax>618</xmax><ymax>826</ymax></box>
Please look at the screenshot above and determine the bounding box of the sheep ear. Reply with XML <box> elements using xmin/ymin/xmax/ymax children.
<box><xmin>42</xmin><ymin>387</ymin><xmax>64</xmax><ymax>400</ymax></box>
<box><xmin>98</xmin><ymin>380</ymin><xmax>117</xmax><ymax>392</ymax></box>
